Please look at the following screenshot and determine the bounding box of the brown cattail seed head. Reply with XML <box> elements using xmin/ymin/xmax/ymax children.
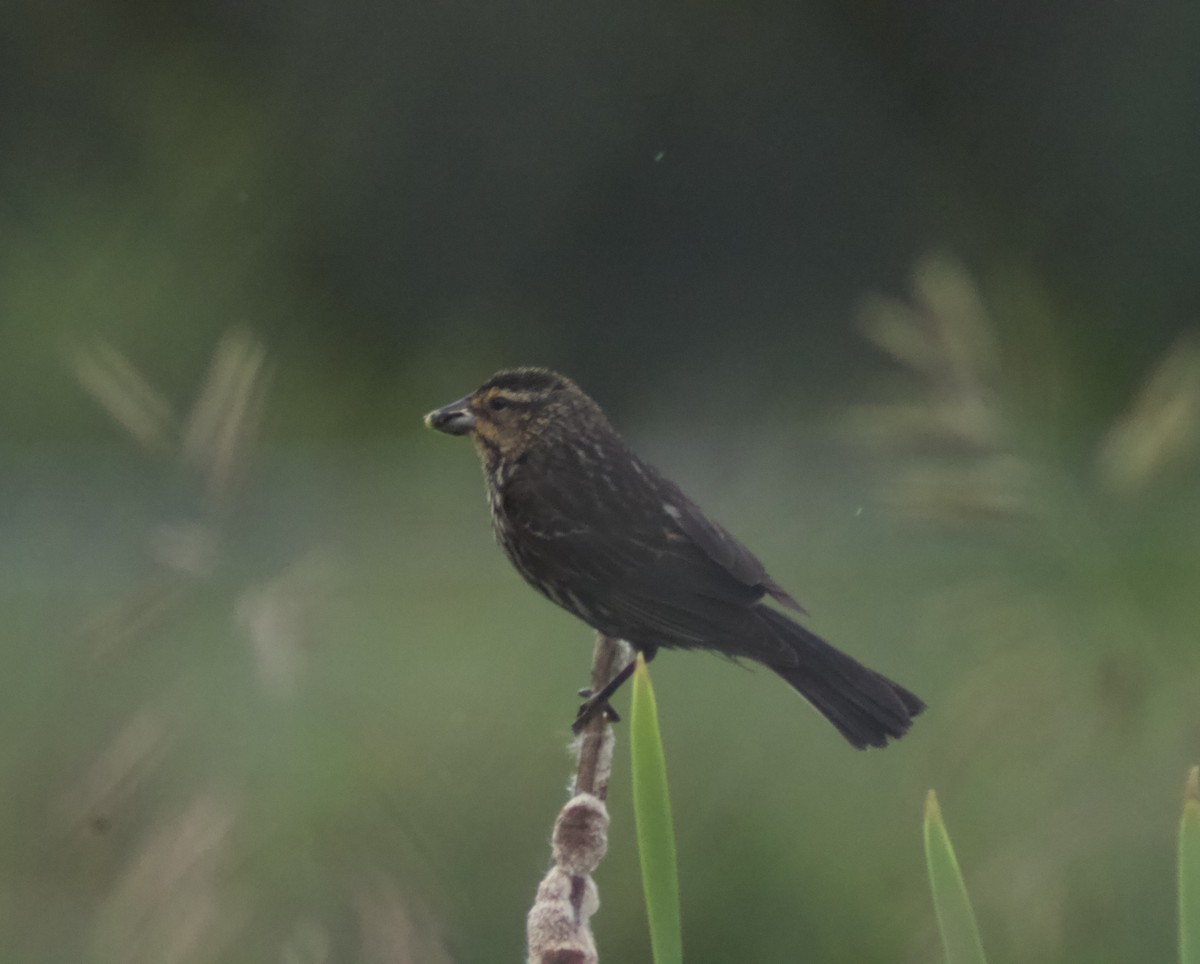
<box><xmin>552</xmin><ymin>794</ymin><xmax>609</xmax><ymax>876</ymax></box>
<box><xmin>526</xmin><ymin>867</ymin><xmax>599</xmax><ymax>964</ymax></box>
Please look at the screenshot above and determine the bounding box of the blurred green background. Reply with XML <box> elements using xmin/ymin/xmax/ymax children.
<box><xmin>4</xmin><ymin>0</ymin><xmax>1200</xmax><ymax>961</ymax></box>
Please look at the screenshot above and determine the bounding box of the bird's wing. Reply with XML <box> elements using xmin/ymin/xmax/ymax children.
<box><xmin>656</xmin><ymin>478</ymin><xmax>806</xmax><ymax>613</ymax></box>
<box><xmin>503</xmin><ymin>461</ymin><xmax>800</xmax><ymax>651</ymax></box>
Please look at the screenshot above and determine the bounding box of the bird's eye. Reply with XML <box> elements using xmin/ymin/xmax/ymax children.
<box><xmin>489</xmin><ymin>396</ymin><xmax>510</xmax><ymax>411</ymax></box>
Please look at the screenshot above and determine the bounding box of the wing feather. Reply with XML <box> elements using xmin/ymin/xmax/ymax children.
<box><xmin>656</xmin><ymin>475</ymin><xmax>805</xmax><ymax>612</ymax></box>
<box><xmin>499</xmin><ymin>454</ymin><xmax>804</xmax><ymax>651</ymax></box>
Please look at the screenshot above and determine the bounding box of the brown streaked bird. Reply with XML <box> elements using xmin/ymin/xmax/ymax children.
<box><xmin>424</xmin><ymin>368</ymin><xmax>924</xmax><ymax>749</ymax></box>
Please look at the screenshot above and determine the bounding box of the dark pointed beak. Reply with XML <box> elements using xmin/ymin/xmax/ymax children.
<box><xmin>424</xmin><ymin>395</ymin><xmax>476</xmax><ymax>435</ymax></box>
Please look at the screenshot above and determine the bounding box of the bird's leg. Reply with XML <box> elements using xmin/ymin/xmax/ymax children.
<box><xmin>572</xmin><ymin>656</ymin><xmax>638</xmax><ymax>734</ymax></box>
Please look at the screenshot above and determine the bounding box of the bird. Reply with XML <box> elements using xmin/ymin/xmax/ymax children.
<box><xmin>424</xmin><ymin>367</ymin><xmax>924</xmax><ymax>749</ymax></box>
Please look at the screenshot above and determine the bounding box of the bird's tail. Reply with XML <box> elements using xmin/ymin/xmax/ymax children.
<box><xmin>749</xmin><ymin>606</ymin><xmax>925</xmax><ymax>749</ymax></box>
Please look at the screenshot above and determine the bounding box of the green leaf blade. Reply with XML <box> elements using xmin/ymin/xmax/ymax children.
<box><xmin>924</xmin><ymin>790</ymin><xmax>988</xmax><ymax>964</ymax></box>
<box><xmin>1180</xmin><ymin>766</ymin><xmax>1200</xmax><ymax>964</ymax></box>
<box><xmin>630</xmin><ymin>653</ymin><xmax>683</xmax><ymax>964</ymax></box>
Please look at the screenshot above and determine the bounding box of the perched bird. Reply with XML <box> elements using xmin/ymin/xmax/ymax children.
<box><xmin>424</xmin><ymin>368</ymin><xmax>924</xmax><ymax>749</ymax></box>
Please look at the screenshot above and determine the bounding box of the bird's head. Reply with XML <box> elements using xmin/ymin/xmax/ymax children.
<box><xmin>424</xmin><ymin>367</ymin><xmax>607</xmax><ymax>464</ymax></box>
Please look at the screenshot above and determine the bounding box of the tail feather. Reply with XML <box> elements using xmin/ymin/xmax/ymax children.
<box><xmin>750</xmin><ymin>607</ymin><xmax>925</xmax><ymax>749</ymax></box>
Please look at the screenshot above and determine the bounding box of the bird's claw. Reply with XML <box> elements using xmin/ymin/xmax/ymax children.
<box><xmin>571</xmin><ymin>695</ymin><xmax>620</xmax><ymax>734</ymax></box>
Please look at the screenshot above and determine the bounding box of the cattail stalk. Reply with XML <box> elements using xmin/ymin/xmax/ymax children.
<box><xmin>526</xmin><ymin>633</ymin><xmax>629</xmax><ymax>964</ymax></box>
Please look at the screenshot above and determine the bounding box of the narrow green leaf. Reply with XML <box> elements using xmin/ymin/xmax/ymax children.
<box><xmin>630</xmin><ymin>653</ymin><xmax>683</xmax><ymax>964</ymax></box>
<box><xmin>924</xmin><ymin>789</ymin><xmax>988</xmax><ymax>964</ymax></box>
<box><xmin>1180</xmin><ymin>766</ymin><xmax>1200</xmax><ymax>964</ymax></box>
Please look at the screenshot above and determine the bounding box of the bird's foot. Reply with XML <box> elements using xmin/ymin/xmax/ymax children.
<box><xmin>571</xmin><ymin>656</ymin><xmax>639</xmax><ymax>733</ymax></box>
<box><xmin>571</xmin><ymin>692</ymin><xmax>620</xmax><ymax>734</ymax></box>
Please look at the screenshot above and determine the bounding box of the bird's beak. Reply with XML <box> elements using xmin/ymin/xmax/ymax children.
<box><xmin>424</xmin><ymin>395</ymin><xmax>476</xmax><ymax>435</ymax></box>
